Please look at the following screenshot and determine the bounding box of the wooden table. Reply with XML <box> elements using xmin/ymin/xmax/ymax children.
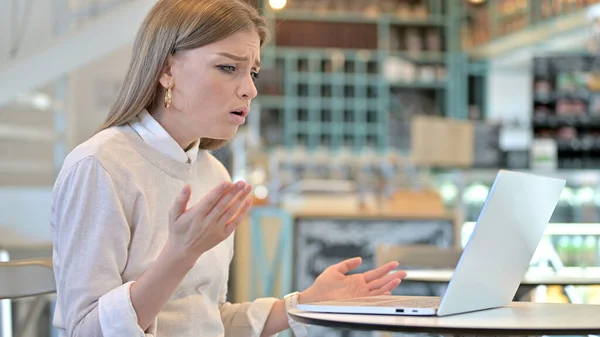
<box><xmin>289</xmin><ymin>301</ymin><xmax>600</xmax><ymax>336</ymax></box>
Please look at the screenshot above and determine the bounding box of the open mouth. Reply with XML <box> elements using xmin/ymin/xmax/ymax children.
<box><xmin>231</xmin><ymin>111</ymin><xmax>243</xmax><ymax>116</ymax></box>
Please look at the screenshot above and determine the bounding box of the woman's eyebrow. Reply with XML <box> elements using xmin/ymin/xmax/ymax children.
<box><xmin>217</xmin><ymin>52</ymin><xmax>261</xmax><ymax>68</ymax></box>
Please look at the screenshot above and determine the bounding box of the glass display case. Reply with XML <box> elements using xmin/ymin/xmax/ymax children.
<box><xmin>431</xmin><ymin>169</ymin><xmax>600</xmax><ymax>304</ymax></box>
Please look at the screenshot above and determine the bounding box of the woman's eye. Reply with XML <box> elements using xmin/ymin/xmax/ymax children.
<box><xmin>218</xmin><ymin>65</ymin><xmax>236</xmax><ymax>73</ymax></box>
<box><xmin>218</xmin><ymin>65</ymin><xmax>259</xmax><ymax>81</ymax></box>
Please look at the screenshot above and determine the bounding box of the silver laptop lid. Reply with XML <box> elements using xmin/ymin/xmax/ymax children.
<box><xmin>437</xmin><ymin>170</ymin><xmax>565</xmax><ymax>316</ymax></box>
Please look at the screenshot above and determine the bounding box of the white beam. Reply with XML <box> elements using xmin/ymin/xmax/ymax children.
<box><xmin>0</xmin><ymin>160</ymin><xmax>54</xmax><ymax>174</ymax></box>
<box><xmin>0</xmin><ymin>124</ymin><xmax>55</xmax><ymax>141</ymax></box>
<box><xmin>0</xmin><ymin>0</ymin><xmax>157</xmax><ymax>107</ymax></box>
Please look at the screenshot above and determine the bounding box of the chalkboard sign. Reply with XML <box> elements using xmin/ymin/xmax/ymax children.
<box><xmin>293</xmin><ymin>217</ymin><xmax>454</xmax><ymax>337</ymax></box>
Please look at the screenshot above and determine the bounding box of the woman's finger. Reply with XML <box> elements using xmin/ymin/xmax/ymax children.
<box><xmin>168</xmin><ymin>184</ymin><xmax>191</xmax><ymax>224</ymax></box>
<box><xmin>218</xmin><ymin>184</ymin><xmax>252</xmax><ymax>224</ymax></box>
<box><xmin>203</xmin><ymin>182</ymin><xmax>245</xmax><ymax>222</ymax></box>
<box><xmin>362</xmin><ymin>261</ymin><xmax>399</xmax><ymax>283</ymax></box>
<box><xmin>367</xmin><ymin>270</ymin><xmax>406</xmax><ymax>291</ymax></box>
<box><xmin>369</xmin><ymin>278</ymin><xmax>401</xmax><ymax>296</ymax></box>
<box><xmin>224</xmin><ymin>192</ymin><xmax>254</xmax><ymax>227</ymax></box>
<box><xmin>223</xmin><ymin>198</ymin><xmax>253</xmax><ymax>235</ymax></box>
<box><xmin>190</xmin><ymin>182</ymin><xmax>233</xmax><ymax>216</ymax></box>
<box><xmin>330</xmin><ymin>257</ymin><xmax>363</xmax><ymax>275</ymax></box>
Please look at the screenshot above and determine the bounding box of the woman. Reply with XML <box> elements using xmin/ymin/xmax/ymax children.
<box><xmin>49</xmin><ymin>0</ymin><xmax>407</xmax><ymax>336</ymax></box>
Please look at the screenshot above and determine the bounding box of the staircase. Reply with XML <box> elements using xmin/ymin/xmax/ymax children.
<box><xmin>0</xmin><ymin>0</ymin><xmax>156</xmax><ymax>185</ymax></box>
<box><xmin>0</xmin><ymin>0</ymin><xmax>157</xmax><ymax>106</ymax></box>
<box><xmin>0</xmin><ymin>0</ymin><xmax>157</xmax><ymax>247</ymax></box>
<box><xmin>465</xmin><ymin>1</ymin><xmax>600</xmax><ymax>62</ymax></box>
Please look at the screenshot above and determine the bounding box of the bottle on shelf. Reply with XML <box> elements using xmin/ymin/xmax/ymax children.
<box><xmin>557</xmin><ymin>235</ymin><xmax>572</xmax><ymax>267</ymax></box>
<box><xmin>597</xmin><ymin>236</ymin><xmax>600</xmax><ymax>269</ymax></box>
<box><xmin>570</xmin><ymin>235</ymin><xmax>584</xmax><ymax>268</ymax></box>
<box><xmin>583</xmin><ymin>236</ymin><xmax>597</xmax><ymax>268</ymax></box>
<box><xmin>547</xmin><ymin>286</ymin><xmax>570</xmax><ymax>303</ymax></box>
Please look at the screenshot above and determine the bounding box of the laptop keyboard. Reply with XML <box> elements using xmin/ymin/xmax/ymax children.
<box><xmin>372</xmin><ymin>297</ymin><xmax>441</xmax><ymax>308</ymax></box>
<box><xmin>313</xmin><ymin>296</ymin><xmax>441</xmax><ymax>308</ymax></box>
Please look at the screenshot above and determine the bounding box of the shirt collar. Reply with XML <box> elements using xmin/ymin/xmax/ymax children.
<box><xmin>129</xmin><ymin>110</ymin><xmax>200</xmax><ymax>164</ymax></box>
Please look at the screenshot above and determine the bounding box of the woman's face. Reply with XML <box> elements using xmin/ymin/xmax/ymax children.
<box><xmin>160</xmin><ymin>29</ymin><xmax>261</xmax><ymax>144</ymax></box>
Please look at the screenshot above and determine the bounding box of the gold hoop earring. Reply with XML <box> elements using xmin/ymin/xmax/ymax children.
<box><xmin>164</xmin><ymin>87</ymin><xmax>172</xmax><ymax>108</ymax></box>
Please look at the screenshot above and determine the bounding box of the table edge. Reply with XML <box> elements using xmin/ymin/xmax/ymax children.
<box><xmin>288</xmin><ymin>311</ymin><xmax>600</xmax><ymax>335</ymax></box>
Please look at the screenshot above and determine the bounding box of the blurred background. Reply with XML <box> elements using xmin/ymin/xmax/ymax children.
<box><xmin>3</xmin><ymin>0</ymin><xmax>600</xmax><ymax>336</ymax></box>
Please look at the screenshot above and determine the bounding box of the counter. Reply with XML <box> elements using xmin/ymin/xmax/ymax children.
<box><xmin>231</xmin><ymin>207</ymin><xmax>458</xmax><ymax>307</ymax></box>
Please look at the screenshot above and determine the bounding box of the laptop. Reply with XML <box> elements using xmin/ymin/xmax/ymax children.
<box><xmin>296</xmin><ymin>170</ymin><xmax>566</xmax><ymax>317</ymax></box>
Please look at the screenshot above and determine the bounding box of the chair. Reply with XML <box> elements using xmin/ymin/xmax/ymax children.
<box><xmin>375</xmin><ymin>243</ymin><xmax>462</xmax><ymax>270</ymax></box>
<box><xmin>0</xmin><ymin>258</ymin><xmax>55</xmax><ymax>300</ymax></box>
<box><xmin>0</xmin><ymin>253</ymin><xmax>56</xmax><ymax>337</ymax></box>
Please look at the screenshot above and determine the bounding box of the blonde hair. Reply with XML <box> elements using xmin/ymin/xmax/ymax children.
<box><xmin>98</xmin><ymin>0</ymin><xmax>269</xmax><ymax>150</ymax></box>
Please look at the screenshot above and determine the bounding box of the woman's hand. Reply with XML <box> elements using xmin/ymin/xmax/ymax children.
<box><xmin>131</xmin><ymin>181</ymin><xmax>252</xmax><ymax>330</ymax></box>
<box><xmin>299</xmin><ymin>257</ymin><xmax>407</xmax><ymax>304</ymax></box>
<box><xmin>166</xmin><ymin>181</ymin><xmax>252</xmax><ymax>264</ymax></box>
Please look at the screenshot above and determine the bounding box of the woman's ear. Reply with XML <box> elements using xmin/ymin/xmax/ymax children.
<box><xmin>159</xmin><ymin>55</ymin><xmax>174</xmax><ymax>89</ymax></box>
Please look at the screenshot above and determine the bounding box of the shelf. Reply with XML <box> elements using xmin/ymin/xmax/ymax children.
<box><xmin>387</xmin><ymin>51</ymin><xmax>446</xmax><ymax>63</ymax></box>
<box><xmin>271</xmin><ymin>10</ymin><xmax>446</xmax><ymax>26</ymax></box>
<box><xmin>532</xmin><ymin>54</ymin><xmax>600</xmax><ymax>170</ymax></box>
<box><xmin>388</xmin><ymin>15</ymin><xmax>446</xmax><ymax>26</ymax></box>
<box><xmin>269</xmin><ymin>47</ymin><xmax>382</xmax><ymax>58</ymax></box>
<box><xmin>556</xmin><ymin>138</ymin><xmax>600</xmax><ymax>152</ymax></box>
<box><xmin>285</xmin><ymin>97</ymin><xmax>381</xmax><ymax>110</ymax></box>
<box><xmin>294</xmin><ymin>73</ymin><xmax>381</xmax><ymax>86</ymax></box>
<box><xmin>545</xmin><ymin>223</ymin><xmax>600</xmax><ymax>236</ymax></box>
<box><xmin>533</xmin><ymin>114</ymin><xmax>600</xmax><ymax>129</ymax></box>
<box><xmin>254</xmin><ymin>95</ymin><xmax>285</xmax><ymax>108</ymax></box>
<box><xmin>271</xmin><ymin>10</ymin><xmax>379</xmax><ymax>24</ymax></box>
<box><xmin>533</xmin><ymin>91</ymin><xmax>592</xmax><ymax>103</ymax></box>
<box><xmin>433</xmin><ymin>169</ymin><xmax>600</xmax><ymax>186</ymax></box>
<box><xmin>389</xmin><ymin>81</ymin><xmax>446</xmax><ymax>89</ymax></box>
<box><xmin>463</xmin><ymin>221</ymin><xmax>600</xmax><ymax>236</ymax></box>
<box><xmin>254</xmin><ymin>1</ymin><xmax>470</xmax><ymax>150</ymax></box>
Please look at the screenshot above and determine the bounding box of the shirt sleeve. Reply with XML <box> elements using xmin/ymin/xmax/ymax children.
<box><xmin>209</xmin><ymin>153</ymin><xmax>279</xmax><ymax>336</ymax></box>
<box><xmin>216</xmin><ymin>232</ymin><xmax>278</xmax><ymax>337</ymax></box>
<box><xmin>51</xmin><ymin>156</ymin><xmax>156</xmax><ymax>337</ymax></box>
<box><xmin>218</xmin><ymin>280</ymin><xmax>279</xmax><ymax>337</ymax></box>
